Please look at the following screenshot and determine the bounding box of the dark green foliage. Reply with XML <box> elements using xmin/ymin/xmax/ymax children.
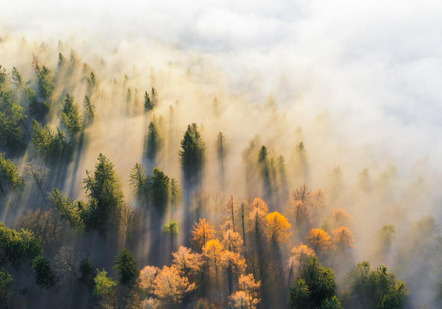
<box><xmin>57</xmin><ymin>53</ymin><xmax>66</xmax><ymax>70</ymax></box>
<box><xmin>0</xmin><ymin>82</ymin><xmax>26</xmax><ymax>154</ymax></box>
<box><xmin>114</xmin><ymin>248</ymin><xmax>138</xmax><ymax>287</ymax></box>
<box><xmin>87</xmin><ymin>72</ymin><xmax>97</xmax><ymax>88</ymax></box>
<box><xmin>0</xmin><ymin>65</ymin><xmax>7</xmax><ymax>84</ymax></box>
<box><xmin>0</xmin><ymin>222</ymin><xmax>42</xmax><ymax>268</ymax></box>
<box><xmin>0</xmin><ymin>271</ymin><xmax>13</xmax><ymax>302</ymax></box>
<box><xmin>32</xmin><ymin>256</ymin><xmax>56</xmax><ymax>288</ymax></box>
<box><xmin>79</xmin><ymin>258</ymin><xmax>96</xmax><ymax>288</ymax></box>
<box><xmin>150</xmin><ymin>167</ymin><xmax>170</xmax><ymax>215</ymax></box>
<box><xmin>144</xmin><ymin>87</ymin><xmax>157</xmax><ymax>111</ymax></box>
<box><xmin>320</xmin><ymin>296</ymin><xmax>343</xmax><ymax>309</ymax></box>
<box><xmin>0</xmin><ymin>153</ymin><xmax>23</xmax><ymax>195</ymax></box>
<box><xmin>11</xmin><ymin>67</ymin><xmax>23</xmax><ymax>87</ymax></box>
<box><xmin>289</xmin><ymin>257</ymin><xmax>338</xmax><ymax>309</ymax></box>
<box><xmin>49</xmin><ymin>188</ymin><xmax>84</xmax><ymax>228</ymax></box>
<box><xmin>83</xmin><ymin>153</ymin><xmax>124</xmax><ymax>230</ymax></box>
<box><xmin>146</xmin><ymin>121</ymin><xmax>160</xmax><ymax>166</ymax></box>
<box><xmin>30</xmin><ymin>61</ymin><xmax>54</xmax><ymax>118</ymax></box>
<box><xmin>84</xmin><ymin>95</ymin><xmax>95</xmax><ymax>121</ymax></box>
<box><xmin>61</xmin><ymin>94</ymin><xmax>83</xmax><ymax>134</ymax></box>
<box><xmin>179</xmin><ymin>123</ymin><xmax>205</xmax><ymax>190</ymax></box>
<box><xmin>289</xmin><ymin>279</ymin><xmax>311</xmax><ymax>308</ymax></box>
<box><xmin>170</xmin><ymin>178</ymin><xmax>182</xmax><ymax>208</ymax></box>
<box><xmin>27</xmin><ymin>87</ymin><xmax>49</xmax><ymax>118</ymax></box>
<box><xmin>129</xmin><ymin>163</ymin><xmax>149</xmax><ymax>200</ymax></box>
<box><xmin>31</xmin><ymin>120</ymin><xmax>70</xmax><ymax>161</ymax></box>
<box><xmin>144</xmin><ymin>90</ymin><xmax>152</xmax><ymax>111</ymax></box>
<box><xmin>343</xmin><ymin>261</ymin><xmax>409</xmax><ymax>309</ymax></box>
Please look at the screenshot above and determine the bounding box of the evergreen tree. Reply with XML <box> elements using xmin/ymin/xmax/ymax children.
<box><xmin>83</xmin><ymin>154</ymin><xmax>124</xmax><ymax>230</ymax></box>
<box><xmin>31</xmin><ymin>120</ymin><xmax>70</xmax><ymax>161</ymax></box>
<box><xmin>0</xmin><ymin>153</ymin><xmax>23</xmax><ymax>195</ymax></box>
<box><xmin>146</xmin><ymin>121</ymin><xmax>160</xmax><ymax>169</ymax></box>
<box><xmin>150</xmin><ymin>167</ymin><xmax>170</xmax><ymax>215</ymax></box>
<box><xmin>179</xmin><ymin>123</ymin><xmax>205</xmax><ymax>191</ymax></box>
<box><xmin>32</xmin><ymin>256</ymin><xmax>56</xmax><ymax>288</ymax></box>
<box><xmin>61</xmin><ymin>93</ymin><xmax>83</xmax><ymax>134</ymax></box>
<box><xmin>114</xmin><ymin>248</ymin><xmax>138</xmax><ymax>287</ymax></box>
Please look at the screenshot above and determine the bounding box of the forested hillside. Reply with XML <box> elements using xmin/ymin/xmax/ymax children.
<box><xmin>0</xmin><ymin>36</ymin><xmax>441</xmax><ymax>309</ymax></box>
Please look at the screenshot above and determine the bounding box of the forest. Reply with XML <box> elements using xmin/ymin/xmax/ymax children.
<box><xmin>0</xmin><ymin>35</ymin><xmax>441</xmax><ymax>309</ymax></box>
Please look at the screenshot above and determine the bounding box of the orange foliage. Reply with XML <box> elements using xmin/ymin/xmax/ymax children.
<box><xmin>152</xmin><ymin>265</ymin><xmax>196</xmax><ymax>304</ymax></box>
<box><xmin>288</xmin><ymin>243</ymin><xmax>315</xmax><ymax>273</ymax></box>
<box><xmin>139</xmin><ymin>265</ymin><xmax>159</xmax><ymax>294</ymax></box>
<box><xmin>222</xmin><ymin>229</ymin><xmax>244</xmax><ymax>253</ymax></box>
<box><xmin>223</xmin><ymin>250</ymin><xmax>246</xmax><ymax>274</ymax></box>
<box><xmin>192</xmin><ymin>218</ymin><xmax>216</xmax><ymax>251</ymax></box>
<box><xmin>306</xmin><ymin>228</ymin><xmax>331</xmax><ymax>254</ymax></box>
<box><xmin>172</xmin><ymin>246</ymin><xmax>204</xmax><ymax>277</ymax></box>
<box><xmin>203</xmin><ymin>239</ymin><xmax>227</xmax><ymax>270</ymax></box>
<box><xmin>265</xmin><ymin>211</ymin><xmax>291</xmax><ymax>243</ymax></box>
<box><xmin>248</xmin><ymin>198</ymin><xmax>269</xmax><ymax>233</ymax></box>
<box><xmin>238</xmin><ymin>273</ymin><xmax>261</xmax><ymax>300</ymax></box>
<box><xmin>229</xmin><ymin>290</ymin><xmax>257</xmax><ymax>309</ymax></box>
<box><xmin>331</xmin><ymin>226</ymin><xmax>354</xmax><ymax>250</ymax></box>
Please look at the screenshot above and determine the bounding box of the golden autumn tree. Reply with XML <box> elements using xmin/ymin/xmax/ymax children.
<box><xmin>222</xmin><ymin>229</ymin><xmax>245</xmax><ymax>294</ymax></box>
<box><xmin>229</xmin><ymin>290</ymin><xmax>257</xmax><ymax>309</ymax></box>
<box><xmin>192</xmin><ymin>218</ymin><xmax>216</xmax><ymax>251</ymax></box>
<box><xmin>203</xmin><ymin>239</ymin><xmax>227</xmax><ymax>276</ymax></box>
<box><xmin>222</xmin><ymin>229</ymin><xmax>244</xmax><ymax>253</ymax></box>
<box><xmin>172</xmin><ymin>246</ymin><xmax>204</xmax><ymax>279</ymax></box>
<box><xmin>306</xmin><ymin>228</ymin><xmax>331</xmax><ymax>255</ymax></box>
<box><xmin>238</xmin><ymin>273</ymin><xmax>261</xmax><ymax>301</ymax></box>
<box><xmin>287</xmin><ymin>243</ymin><xmax>315</xmax><ymax>286</ymax></box>
<box><xmin>248</xmin><ymin>198</ymin><xmax>269</xmax><ymax>239</ymax></box>
<box><xmin>331</xmin><ymin>226</ymin><xmax>354</xmax><ymax>262</ymax></box>
<box><xmin>265</xmin><ymin>211</ymin><xmax>291</xmax><ymax>243</ymax></box>
<box><xmin>229</xmin><ymin>273</ymin><xmax>261</xmax><ymax>308</ymax></box>
<box><xmin>152</xmin><ymin>265</ymin><xmax>196</xmax><ymax>305</ymax></box>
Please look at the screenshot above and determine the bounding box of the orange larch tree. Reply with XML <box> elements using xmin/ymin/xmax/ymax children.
<box><xmin>192</xmin><ymin>218</ymin><xmax>216</xmax><ymax>251</ymax></box>
<box><xmin>265</xmin><ymin>211</ymin><xmax>291</xmax><ymax>244</ymax></box>
<box><xmin>306</xmin><ymin>228</ymin><xmax>331</xmax><ymax>256</ymax></box>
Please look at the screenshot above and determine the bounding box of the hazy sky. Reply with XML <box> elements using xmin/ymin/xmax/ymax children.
<box><xmin>1</xmin><ymin>0</ymin><xmax>442</xmax><ymax>169</ymax></box>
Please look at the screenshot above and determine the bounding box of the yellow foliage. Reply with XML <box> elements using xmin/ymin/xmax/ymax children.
<box><xmin>306</xmin><ymin>228</ymin><xmax>331</xmax><ymax>254</ymax></box>
<box><xmin>331</xmin><ymin>226</ymin><xmax>354</xmax><ymax>249</ymax></box>
<box><xmin>229</xmin><ymin>290</ymin><xmax>259</xmax><ymax>309</ymax></box>
<box><xmin>222</xmin><ymin>229</ymin><xmax>244</xmax><ymax>253</ymax></box>
<box><xmin>191</xmin><ymin>218</ymin><xmax>216</xmax><ymax>251</ymax></box>
<box><xmin>248</xmin><ymin>198</ymin><xmax>269</xmax><ymax>233</ymax></box>
<box><xmin>203</xmin><ymin>239</ymin><xmax>226</xmax><ymax>269</ymax></box>
<box><xmin>172</xmin><ymin>246</ymin><xmax>204</xmax><ymax>277</ymax></box>
<box><xmin>152</xmin><ymin>265</ymin><xmax>196</xmax><ymax>304</ymax></box>
<box><xmin>238</xmin><ymin>273</ymin><xmax>261</xmax><ymax>300</ymax></box>
<box><xmin>265</xmin><ymin>211</ymin><xmax>291</xmax><ymax>243</ymax></box>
